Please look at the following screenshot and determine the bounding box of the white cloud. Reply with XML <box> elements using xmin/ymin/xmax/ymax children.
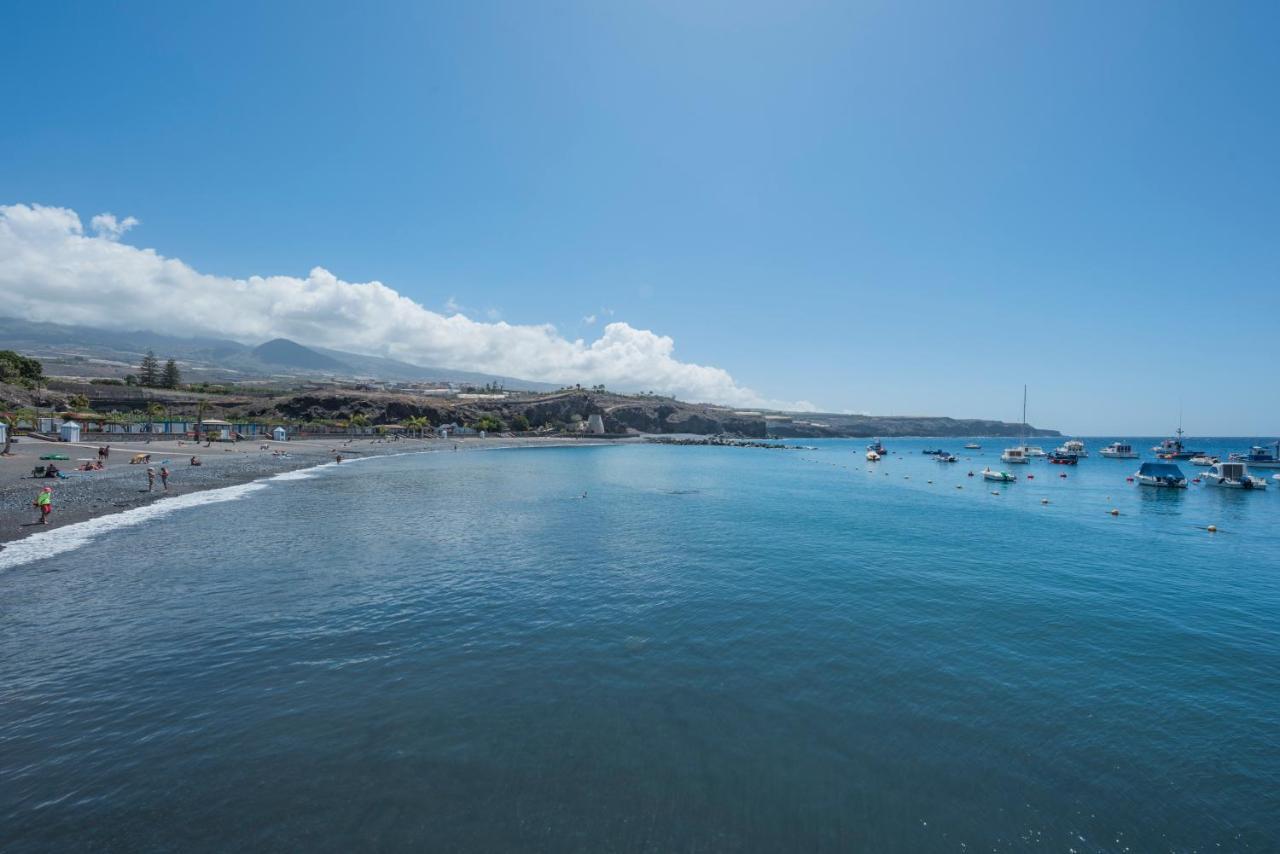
<box><xmin>0</xmin><ymin>204</ymin><xmax>814</xmax><ymax>410</ymax></box>
<box><xmin>89</xmin><ymin>212</ymin><xmax>139</xmax><ymax>241</ymax></box>
<box><xmin>582</xmin><ymin>314</ymin><xmax>597</xmax><ymax>325</ymax></box>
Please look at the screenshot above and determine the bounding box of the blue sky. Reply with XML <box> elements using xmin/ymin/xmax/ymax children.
<box><xmin>2</xmin><ymin>2</ymin><xmax>1277</xmax><ymax>434</ymax></box>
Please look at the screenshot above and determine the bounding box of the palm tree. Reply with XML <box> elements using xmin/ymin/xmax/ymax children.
<box><xmin>404</xmin><ymin>415</ymin><xmax>431</xmax><ymax>438</ymax></box>
<box><xmin>348</xmin><ymin>412</ymin><xmax>370</xmax><ymax>435</ymax></box>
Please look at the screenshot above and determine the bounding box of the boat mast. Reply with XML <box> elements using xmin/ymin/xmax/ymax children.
<box><xmin>1021</xmin><ymin>384</ymin><xmax>1027</xmax><ymax>446</ymax></box>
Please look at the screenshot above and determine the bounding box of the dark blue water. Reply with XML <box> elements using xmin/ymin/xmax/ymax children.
<box><xmin>2</xmin><ymin>439</ymin><xmax>1278</xmax><ymax>851</ymax></box>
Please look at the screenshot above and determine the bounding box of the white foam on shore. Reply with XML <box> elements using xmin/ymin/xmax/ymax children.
<box><xmin>0</xmin><ymin>459</ymin><xmax>343</xmax><ymax>572</ymax></box>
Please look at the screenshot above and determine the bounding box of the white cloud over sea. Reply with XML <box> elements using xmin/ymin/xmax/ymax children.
<box><xmin>0</xmin><ymin>204</ymin><xmax>813</xmax><ymax>410</ymax></box>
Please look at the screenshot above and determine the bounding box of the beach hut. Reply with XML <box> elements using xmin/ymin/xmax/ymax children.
<box><xmin>272</xmin><ymin>426</ymin><xmax>287</xmax><ymax>442</ymax></box>
<box><xmin>59</xmin><ymin>421</ymin><xmax>82</xmax><ymax>443</ymax></box>
<box><xmin>0</xmin><ymin>421</ymin><xmax>7</xmax><ymax>446</ymax></box>
<box><xmin>200</xmin><ymin>419</ymin><xmax>233</xmax><ymax>440</ymax></box>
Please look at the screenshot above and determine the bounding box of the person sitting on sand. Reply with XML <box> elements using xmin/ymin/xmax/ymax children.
<box><xmin>33</xmin><ymin>486</ymin><xmax>52</xmax><ymax>525</ymax></box>
<box><xmin>190</xmin><ymin>456</ymin><xmax>201</xmax><ymax>466</ymax></box>
<box><xmin>43</xmin><ymin>463</ymin><xmax>61</xmax><ymax>478</ymax></box>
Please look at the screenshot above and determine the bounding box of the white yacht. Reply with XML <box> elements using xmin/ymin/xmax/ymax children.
<box><xmin>1023</xmin><ymin>445</ymin><xmax>1047</xmax><ymax>457</ymax></box>
<box><xmin>1201</xmin><ymin>461</ymin><xmax>1268</xmax><ymax>490</ymax></box>
<box><xmin>1099</xmin><ymin>442</ymin><xmax>1139</xmax><ymax>459</ymax></box>
<box><xmin>963</xmin><ymin>442</ymin><xmax>981</xmax><ymax>450</ymax></box>
<box><xmin>1060</xmin><ymin>439</ymin><xmax>1087</xmax><ymax>458</ymax></box>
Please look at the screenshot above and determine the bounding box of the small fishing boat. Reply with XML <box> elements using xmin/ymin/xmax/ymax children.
<box><xmin>936</xmin><ymin>453</ymin><xmax>958</xmax><ymax>463</ymax></box>
<box><xmin>1188</xmin><ymin>455</ymin><xmax>1219</xmax><ymax>467</ymax></box>
<box><xmin>982</xmin><ymin>467</ymin><xmax>1017</xmax><ymax>482</ymax></box>
<box><xmin>1153</xmin><ymin>427</ymin><xmax>1203</xmax><ymax>460</ymax></box>
<box><xmin>964</xmin><ymin>442</ymin><xmax>981</xmax><ymax>450</ymax></box>
<box><xmin>866</xmin><ymin>450</ymin><xmax>881</xmax><ymax>462</ymax></box>
<box><xmin>1134</xmin><ymin>461</ymin><xmax>1188</xmax><ymax>489</ymax></box>
<box><xmin>1047</xmin><ymin>450</ymin><xmax>1078</xmax><ymax>465</ymax></box>
<box><xmin>866</xmin><ymin>439</ymin><xmax>887</xmax><ymax>455</ymax></box>
<box><xmin>1228</xmin><ymin>442</ymin><xmax>1280</xmax><ymax>469</ymax></box>
<box><xmin>1099</xmin><ymin>442</ymin><xmax>1139</xmax><ymax>459</ymax></box>
<box><xmin>1201</xmin><ymin>461</ymin><xmax>1268</xmax><ymax>489</ymax></box>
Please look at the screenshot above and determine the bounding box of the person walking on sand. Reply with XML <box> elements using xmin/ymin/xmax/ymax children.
<box><xmin>160</xmin><ymin>466</ymin><xmax>170</xmax><ymax>491</ymax></box>
<box><xmin>147</xmin><ymin>467</ymin><xmax>155</xmax><ymax>492</ymax></box>
<box><xmin>33</xmin><ymin>486</ymin><xmax>52</xmax><ymax>525</ymax></box>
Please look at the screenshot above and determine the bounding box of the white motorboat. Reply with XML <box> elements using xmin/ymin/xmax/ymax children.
<box><xmin>866</xmin><ymin>450</ymin><xmax>881</xmax><ymax>462</ymax></box>
<box><xmin>1001</xmin><ymin>446</ymin><xmax>1029</xmax><ymax>464</ymax></box>
<box><xmin>1060</xmin><ymin>439</ymin><xmax>1087</xmax><ymax>458</ymax></box>
<box><xmin>1023</xmin><ymin>445</ymin><xmax>1047</xmax><ymax>457</ymax></box>
<box><xmin>1189</xmin><ymin>455</ymin><xmax>1219</xmax><ymax>467</ymax></box>
<box><xmin>1134</xmin><ymin>462</ymin><xmax>1187</xmax><ymax>489</ymax></box>
<box><xmin>1201</xmin><ymin>461</ymin><xmax>1268</xmax><ymax>490</ymax></box>
<box><xmin>1099</xmin><ymin>442</ymin><xmax>1139</xmax><ymax>459</ymax></box>
<box><xmin>963</xmin><ymin>442</ymin><xmax>981</xmax><ymax>450</ymax></box>
<box><xmin>982</xmin><ymin>468</ymin><xmax>1017</xmax><ymax>483</ymax></box>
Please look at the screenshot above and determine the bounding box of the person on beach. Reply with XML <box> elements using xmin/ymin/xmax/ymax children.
<box><xmin>190</xmin><ymin>456</ymin><xmax>201</xmax><ymax>466</ymax></box>
<box><xmin>32</xmin><ymin>486</ymin><xmax>52</xmax><ymax>525</ymax></box>
<box><xmin>335</xmin><ymin>454</ymin><xmax>343</xmax><ymax>464</ymax></box>
<box><xmin>159</xmin><ymin>466</ymin><xmax>170</xmax><ymax>490</ymax></box>
<box><xmin>147</xmin><ymin>467</ymin><xmax>155</xmax><ymax>492</ymax></box>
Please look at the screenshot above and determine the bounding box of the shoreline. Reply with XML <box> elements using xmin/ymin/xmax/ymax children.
<box><xmin>0</xmin><ymin>434</ymin><xmax>630</xmax><ymax>555</ymax></box>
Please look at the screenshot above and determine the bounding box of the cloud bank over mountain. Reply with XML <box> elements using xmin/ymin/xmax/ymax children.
<box><xmin>0</xmin><ymin>204</ymin><xmax>812</xmax><ymax>410</ymax></box>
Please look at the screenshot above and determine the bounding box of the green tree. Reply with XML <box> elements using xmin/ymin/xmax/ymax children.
<box><xmin>347</xmin><ymin>412</ymin><xmax>370</xmax><ymax>434</ymax></box>
<box><xmin>510</xmin><ymin>414</ymin><xmax>530</xmax><ymax>432</ymax></box>
<box><xmin>0</xmin><ymin>350</ymin><xmax>44</xmax><ymax>388</ymax></box>
<box><xmin>138</xmin><ymin>350</ymin><xmax>160</xmax><ymax>387</ymax></box>
<box><xmin>161</xmin><ymin>359</ymin><xmax>182</xmax><ymax>389</ymax></box>
<box><xmin>471</xmin><ymin>414</ymin><xmax>503</xmax><ymax>432</ymax></box>
<box><xmin>68</xmin><ymin>393</ymin><xmax>90</xmax><ymax>411</ymax></box>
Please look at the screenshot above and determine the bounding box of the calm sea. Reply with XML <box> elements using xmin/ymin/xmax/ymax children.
<box><xmin>2</xmin><ymin>439</ymin><xmax>1278</xmax><ymax>851</ymax></box>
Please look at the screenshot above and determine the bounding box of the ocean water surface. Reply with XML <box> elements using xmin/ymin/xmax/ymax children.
<box><xmin>2</xmin><ymin>439</ymin><xmax>1278</xmax><ymax>851</ymax></box>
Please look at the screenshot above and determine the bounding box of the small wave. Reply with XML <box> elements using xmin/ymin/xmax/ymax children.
<box><xmin>0</xmin><ymin>458</ymin><xmax>344</xmax><ymax>572</ymax></box>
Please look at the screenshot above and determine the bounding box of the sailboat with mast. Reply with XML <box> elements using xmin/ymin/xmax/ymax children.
<box><xmin>1001</xmin><ymin>386</ymin><xmax>1032</xmax><ymax>464</ymax></box>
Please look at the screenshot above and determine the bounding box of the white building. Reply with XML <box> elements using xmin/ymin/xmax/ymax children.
<box><xmin>59</xmin><ymin>421</ymin><xmax>82</xmax><ymax>443</ymax></box>
<box><xmin>272</xmin><ymin>426</ymin><xmax>287</xmax><ymax>441</ymax></box>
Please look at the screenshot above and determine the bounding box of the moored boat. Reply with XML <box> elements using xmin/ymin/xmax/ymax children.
<box><xmin>1228</xmin><ymin>442</ymin><xmax>1280</xmax><ymax>469</ymax></box>
<box><xmin>1201</xmin><ymin>461</ymin><xmax>1268</xmax><ymax>489</ymax></box>
<box><xmin>1047</xmin><ymin>450</ymin><xmax>1078</xmax><ymax>465</ymax></box>
<box><xmin>866</xmin><ymin>450</ymin><xmax>881</xmax><ymax>462</ymax></box>
<box><xmin>982</xmin><ymin>467</ymin><xmax>1017</xmax><ymax>482</ymax></box>
<box><xmin>1001</xmin><ymin>446</ymin><xmax>1029</xmax><ymax>464</ymax></box>
<box><xmin>866</xmin><ymin>439</ymin><xmax>887</xmax><ymax>455</ymax></box>
<box><xmin>963</xmin><ymin>442</ymin><xmax>981</xmax><ymax>450</ymax></box>
<box><xmin>1061</xmin><ymin>439</ymin><xmax>1087</xmax><ymax>458</ymax></box>
<box><xmin>1134</xmin><ymin>461</ymin><xmax>1187</xmax><ymax>488</ymax></box>
<box><xmin>1189</xmin><ymin>455</ymin><xmax>1219</xmax><ymax>467</ymax></box>
<box><xmin>1099</xmin><ymin>442</ymin><xmax>1139</xmax><ymax>459</ymax></box>
<box><xmin>936</xmin><ymin>453</ymin><xmax>958</xmax><ymax>462</ymax></box>
<box><xmin>1153</xmin><ymin>427</ymin><xmax>1203</xmax><ymax>460</ymax></box>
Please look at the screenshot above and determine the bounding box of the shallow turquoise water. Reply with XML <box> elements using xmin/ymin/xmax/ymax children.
<box><xmin>2</xmin><ymin>439</ymin><xmax>1278</xmax><ymax>851</ymax></box>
